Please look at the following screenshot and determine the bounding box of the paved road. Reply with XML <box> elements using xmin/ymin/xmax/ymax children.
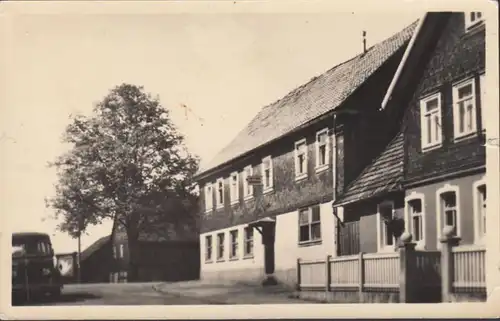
<box><xmin>13</xmin><ymin>283</ymin><xmax>210</xmax><ymax>306</ymax></box>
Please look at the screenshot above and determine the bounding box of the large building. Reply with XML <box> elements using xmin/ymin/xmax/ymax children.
<box><xmin>194</xmin><ymin>20</ymin><xmax>418</xmax><ymax>287</ymax></box>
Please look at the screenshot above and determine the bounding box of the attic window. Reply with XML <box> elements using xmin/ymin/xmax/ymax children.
<box><xmin>465</xmin><ymin>12</ymin><xmax>484</xmax><ymax>31</ymax></box>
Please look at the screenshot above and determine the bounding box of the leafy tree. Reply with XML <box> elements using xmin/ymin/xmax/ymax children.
<box><xmin>46</xmin><ymin>84</ymin><xmax>199</xmax><ymax>281</ymax></box>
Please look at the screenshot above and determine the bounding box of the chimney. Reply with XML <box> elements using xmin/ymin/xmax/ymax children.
<box><xmin>362</xmin><ymin>30</ymin><xmax>367</xmax><ymax>54</ymax></box>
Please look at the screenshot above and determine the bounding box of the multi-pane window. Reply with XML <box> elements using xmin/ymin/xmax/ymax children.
<box><xmin>294</xmin><ymin>139</ymin><xmax>308</xmax><ymax>179</ymax></box>
<box><xmin>316</xmin><ymin>129</ymin><xmax>329</xmax><ymax>169</ymax></box>
<box><xmin>230</xmin><ymin>230</ymin><xmax>239</xmax><ymax>259</ymax></box>
<box><xmin>205</xmin><ymin>235</ymin><xmax>213</xmax><ymax>262</ymax></box>
<box><xmin>244</xmin><ymin>227</ymin><xmax>254</xmax><ymax>257</ymax></box>
<box><xmin>408</xmin><ymin>199</ymin><xmax>423</xmax><ymax>242</ymax></box>
<box><xmin>465</xmin><ymin>12</ymin><xmax>484</xmax><ymax>30</ymax></box>
<box><xmin>420</xmin><ymin>93</ymin><xmax>442</xmax><ymax>150</ymax></box>
<box><xmin>480</xmin><ymin>73</ymin><xmax>486</xmax><ymax>131</ymax></box>
<box><xmin>477</xmin><ymin>184</ymin><xmax>487</xmax><ymax>240</ymax></box>
<box><xmin>441</xmin><ymin>191</ymin><xmax>458</xmax><ymax>236</ymax></box>
<box><xmin>216</xmin><ymin>178</ymin><xmax>224</xmax><ymax>208</ymax></box>
<box><xmin>453</xmin><ymin>79</ymin><xmax>477</xmax><ymax>139</ymax></box>
<box><xmin>262</xmin><ymin>156</ymin><xmax>273</xmax><ymax>191</ymax></box>
<box><xmin>298</xmin><ymin>205</ymin><xmax>321</xmax><ymax>243</ymax></box>
<box><xmin>205</xmin><ymin>183</ymin><xmax>213</xmax><ymax>212</ymax></box>
<box><xmin>217</xmin><ymin>233</ymin><xmax>225</xmax><ymax>261</ymax></box>
<box><xmin>378</xmin><ymin>202</ymin><xmax>394</xmax><ymax>251</ymax></box>
<box><xmin>243</xmin><ymin>165</ymin><xmax>254</xmax><ymax>199</ymax></box>
<box><xmin>230</xmin><ymin>172</ymin><xmax>239</xmax><ymax>205</ymax></box>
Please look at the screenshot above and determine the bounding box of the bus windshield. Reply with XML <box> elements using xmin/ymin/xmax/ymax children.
<box><xmin>12</xmin><ymin>234</ymin><xmax>53</xmax><ymax>257</ymax></box>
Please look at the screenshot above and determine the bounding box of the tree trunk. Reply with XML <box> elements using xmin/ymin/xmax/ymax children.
<box><xmin>126</xmin><ymin>226</ymin><xmax>140</xmax><ymax>282</ymax></box>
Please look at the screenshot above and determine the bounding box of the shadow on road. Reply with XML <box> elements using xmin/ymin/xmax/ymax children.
<box><xmin>12</xmin><ymin>292</ymin><xmax>102</xmax><ymax>306</ymax></box>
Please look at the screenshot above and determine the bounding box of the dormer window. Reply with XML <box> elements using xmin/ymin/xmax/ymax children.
<box><xmin>465</xmin><ymin>12</ymin><xmax>484</xmax><ymax>31</ymax></box>
<box><xmin>204</xmin><ymin>183</ymin><xmax>213</xmax><ymax>213</ymax></box>
<box><xmin>262</xmin><ymin>156</ymin><xmax>273</xmax><ymax>193</ymax></box>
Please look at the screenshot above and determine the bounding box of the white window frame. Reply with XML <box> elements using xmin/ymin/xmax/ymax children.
<box><xmin>216</xmin><ymin>232</ymin><xmax>225</xmax><ymax>261</ymax></box>
<box><xmin>216</xmin><ymin>178</ymin><xmax>224</xmax><ymax>209</ymax></box>
<box><xmin>294</xmin><ymin>138</ymin><xmax>308</xmax><ymax>181</ymax></box>
<box><xmin>119</xmin><ymin>244</ymin><xmax>124</xmax><ymax>258</ymax></box>
<box><xmin>229</xmin><ymin>229</ymin><xmax>239</xmax><ymax>259</ymax></box>
<box><xmin>473</xmin><ymin>178</ymin><xmax>487</xmax><ymax>245</ymax></box>
<box><xmin>404</xmin><ymin>192</ymin><xmax>426</xmax><ymax>250</ymax></box>
<box><xmin>452</xmin><ymin>78</ymin><xmax>477</xmax><ymax>140</ymax></box>
<box><xmin>243</xmin><ymin>227</ymin><xmax>254</xmax><ymax>258</ymax></box>
<box><xmin>205</xmin><ymin>235</ymin><xmax>213</xmax><ymax>262</ymax></box>
<box><xmin>243</xmin><ymin>165</ymin><xmax>254</xmax><ymax>201</ymax></box>
<box><xmin>479</xmin><ymin>73</ymin><xmax>486</xmax><ymax>132</ymax></box>
<box><xmin>204</xmin><ymin>183</ymin><xmax>213</xmax><ymax>213</ymax></box>
<box><xmin>298</xmin><ymin>205</ymin><xmax>322</xmax><ymax>244</ymax></box>
<box><xmin>465</xmin><ymin>12</ymin><xmax>484</xmax><ymax>31</ymax></box>
<box><xmin>230</xmin><ymin>172</ymin><xmax>240</xmax><ymax>205</ymax></box>
<box><xmin>315</xmin><ymin>128</ymin><xmax>330</xmax><ymax>172</ymax></box>
<box><xmin>376</xmin><ymin>200</ymin><xmax>395</xmax><ymax>253</ymax></box>
<box><xmin>113</xmin><ymin>246</ymin><xmax>117</xmax><ymax>259</ymax></box>
<box><xmin>261</xmin><ymin>156</ymin><xmax>274</xmax><ymax>193</ymax></box>
<box><xmin>420</xmin><ymin>92</ymin><xmax>443</xmax><ymax>151</ymax></box>
<box><xmin>436</xmin><ymin>184</ymin><xmax>461</xmax><ymax>249</ymax></box>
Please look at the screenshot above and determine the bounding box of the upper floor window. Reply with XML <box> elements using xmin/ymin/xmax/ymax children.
<box><xmin>243</xmin><ymin>165</ymin><xmax>254</xmax><ymax>200</ymax></box>
<box><xmin>262</xmin><ymin>156</ymin><xmax>274</xmax><ymax>193</ymax></box>
<box><xmin>229</xmin><ymin>229</ymin><xmax>239</xmax><ymax>259</ymax></box>
<box><xmin>315</xmin><ymin>128</ymin><xmax>330</xmax><ymax>171</ymax></box>
<box><xmin>244</xmin><ymin>227</ymin><xmax>254</xmax><ymax>257</ymax></box>
<box><xmin>119</xmin><ymin>244</ymin><xmax>124</xmax><ymax>258</ymax></box>
<box><xmin>298</xmin><ymin>204</ymin><xmax>321</xmax><ymax>244</ymax></box>
<box><xmin>420</xmin><ymin>93</ymin><xmax>442</xmax><ymax>151</ymax></box>
<box><xmin>465</xmin><ymin>12</ymin><xmax>484</xmax><ymax>30</ymax></box>
<box><xmin>230</xmin><ymin>172</ymin><xmax>239</xmax><ymax>205</ymax></box>
<box><xmin>216</xmin><ymin>178</ymin><xmax>224</xmax><ymax>208</ymax></box>
<box><xmin>204</xmin><ymin>183</ymin><xmax>213</xmax><ymax>212</ymax></box>
<box><xmin>113</xmin><ymin>246</ymin><xmax>117</xmax><ymax>259</ymax></box>
<box><xmin>479</xmin><ymin>73</ymin><xmax>486</xmax><ymax>131</ymax></box>
<box><xmin>294</xmin><ymin>139</ymin><xmax>308</xmax><ymax>180</ymax></box>
<box><xmin>473</xmin><ymin>180</ymin><xmax>487</xmax><ymax>243</ymax></box>
<box><xmin>217</xmin><ymin>232</ymin><xmax>225</xmax><ymax>261</ymax></box>
<box><xmin>377</xmin><ymin>201</ymin><xmax>395</xmax><ymax>252</ymax></box>
<box><xmin>452</xmin><ymin>78</ymin><xmax>477</xmax><ymax>139</ymax></box>
<box><xmin>205</xmin><ymin>235</ymin><xmax>213</xmax><ymax>262</ymax></box>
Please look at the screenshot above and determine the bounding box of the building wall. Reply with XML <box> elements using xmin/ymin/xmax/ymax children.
<box><xmin>81</xmin><ymin>240</ymin><xmax>114</xmax><ymax>284</ymax></box>
<box><xmin>404</xmin><ymin>172</ymin><xmax>485</xmax><ymax>251</ymax></box>
<box><xmin>404</xmin><ymin>13</ymin><xmax>486</xmax><ymax>185</ymax></box>
<box><xmin>200</xmin><ymin>201</ymin><xmax>335</xmax><ymax>287</ymax></box>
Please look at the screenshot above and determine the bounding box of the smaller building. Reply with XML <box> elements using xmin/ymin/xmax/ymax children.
<box><xmin>80</xmin><ymin>235</ymin><xmax>113</xmax><ymax>284</ymax></box>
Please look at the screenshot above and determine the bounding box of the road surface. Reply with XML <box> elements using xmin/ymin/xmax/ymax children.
<box><xmin>13</xmin><ymin>282</ymin><xmax>210</xmax><ymax>306</ymax></box>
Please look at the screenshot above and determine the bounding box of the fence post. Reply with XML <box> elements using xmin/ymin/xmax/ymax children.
<box><xmin>440</xmin><ymin>226</ymin><xmax>461</xmax><ymax>303</ymax></box>
<box><xmin>399</xmin><ymin>232</ymin><xmax>416</xmax><ymax>303</ymax></box>
<box><xmin>296</xmin><ymin>258</ymin><xmax>301</xmax><ymax>291</ymax></box>
<box><xmin>325</xmin><ymin>255</ymin><xmax>332</xmax><ymax>295</ymax></box>
<box><xmin>358</xmin><ymin>252</ymin><xmax>364</xmax><ymax>303</ymax></box>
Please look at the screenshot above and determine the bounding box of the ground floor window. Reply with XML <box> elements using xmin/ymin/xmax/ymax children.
<box><xmin>441</xmin><ymin>191</ymin><xmax>458</xmax><ymax>235</ymax></box>
<box><xmin>217</xmin><ymin>233</ymin><xmax>225</xmax><ymax>261</ymax></box>
<box><xmin>205</xmin><ymin>235</ymin><xmax>213</xmax><ymax>262</ymax></box>
<box><xmin>230</xmin><ymin>230</ymin><xmax>239</xmax><ymax>259</ymax></box>
<box><xmin>377</xmin><ymin>201</ymin><xmax>395</xmax><ymax>251</ymax></box>
<box><xmin>298</xmin><ymin>204</ymin><xmax>321</xmax><ymax>244</ymax></box>
<box><xmin>243</xmin><ymin>227</ymin><xmax>254</xmax><ymax>257</ymax></box>
<box><xmin>474</xmin><ymin>181</ymin><xmax>487</xmax><ymax>242</ymax></box>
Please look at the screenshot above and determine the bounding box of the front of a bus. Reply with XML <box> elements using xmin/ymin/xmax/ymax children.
<box><xmin>12</xmin><ymin>232</ymin><xmax>63</xmax><ymax>300</ymax></box>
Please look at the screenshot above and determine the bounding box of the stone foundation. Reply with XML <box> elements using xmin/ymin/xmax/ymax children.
<box><xmin>296</xmin><ymin>289</ymin><xmax>399</xmax><ymax>303</ymax></box>
<box><xmin>201</xmin><ymin>267</ymin><xmax>297</xmax><ymax>288</ymax></box>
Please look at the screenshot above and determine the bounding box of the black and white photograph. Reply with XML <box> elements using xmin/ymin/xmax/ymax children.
<box><xmin>1</xmin><ymin>0</ymin><xmax>499</xmax><ymax>319</ymax></box>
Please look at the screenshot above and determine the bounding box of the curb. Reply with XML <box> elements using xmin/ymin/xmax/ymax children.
<box><xmin>151</xmin><ymin>284</ymin><xmax>229</xmax><ymax>305</ymax></box>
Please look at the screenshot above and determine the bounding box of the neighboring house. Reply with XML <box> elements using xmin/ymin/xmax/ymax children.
<box><xmin>79</xmin><ymin>235</ymin><xmax>113</xmax><ymax>283</ymax></box>
<box><xmin>386</xmin><ymin>12</ymin><xmax>486</xmax><ymax>250</ymax></box>
<box><xmin>332</xmin><ymin>12</ymin><xmax>486</xmax><ymax>256</ymax></box>
<box><xmin>194</xmin><ymin>20</ymin><xmax>418</xmax><ymax>287</ymax></box>
<box><xmin>109</xmin><ymin>219</ymin><xmax>200</xmax><ymax>283</ymax></box>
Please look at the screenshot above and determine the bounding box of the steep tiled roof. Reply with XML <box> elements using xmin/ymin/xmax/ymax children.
<box><xmin>80</xmin><ymin>235</ymin><xmax>110</xmax><ymax>262</ymax></box>
<box><xmin>198</xmin><ymin>21</ymin><xmax>418</xmax><ymax>176</ymax></box>
<box><xmin>333</xmin><ymin>131</ymin><xmax>404</xmax><ymax>207</ymax></box>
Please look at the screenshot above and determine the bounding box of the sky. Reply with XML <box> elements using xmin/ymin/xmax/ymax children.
<box><xmin>1</xmin><ymin>3</ymin><xmax>424</xmax><ymax>254</ymax></box>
